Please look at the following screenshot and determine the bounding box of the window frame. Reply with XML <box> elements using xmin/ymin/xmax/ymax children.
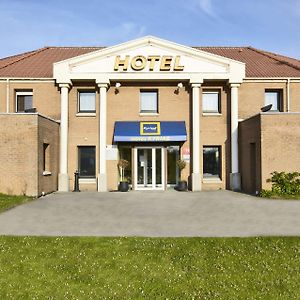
<box><xmin>78</xmin><ymin>146</ymin><xmax>96</xmax><ymax>178</ymax></box>
<box><xmin>203</xmin><ymin>146</ymin><xmax>222</xmax><ymax>179</ymax></box>
<box><xmin>15</xmin><ymin>91</ymin><xmax>33</xmax><ymax>113</ymax></box>
<box><xmin>264</xmin><ymin>89</ymin><xmax>283</xmax><ymax>112</ymax></box>
<box><xmin>202</xmin><ymin>90</ymin><xmax>221</xmax><ymax>114</ymax></box>
<box><xmin>77</xmin><ymin>90</ymin><xmax>96</xmax><ymax>113</ymax></box>
<box><xmin>139</xmin><ymin>89</ymin><xmax>159</xmax><ymax>114</ymax></box>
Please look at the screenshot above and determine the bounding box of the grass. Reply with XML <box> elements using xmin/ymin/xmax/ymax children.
<box><xmin>0</xmin><ymin>193</ymin><xmax>34</xmax><ymax>212</ymax></box>
<box><xmin>0</xmin><ymin>237</ymin><xmax>300</xmax><ymax>299</ymax></box>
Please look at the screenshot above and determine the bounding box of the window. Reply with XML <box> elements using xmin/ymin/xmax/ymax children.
<box><xmin>43</xmin><ymin>143</ymin><xmax>50</xmax><ymax>173</ymax></box>
<box><xmin>203</xmin><ymin>146</ymin><xmax>221</xmax><ymax>178</ymax></box>
<box><xmin>78</xmin><ymin>146</ymin><xmax>96</xmax><ymax>178</ymax></box>
<box><xmin>202</xmin><ymin>91</ymin><xmax>220</xmax><ymax>113</ymax></box>
<box><xmin>16</xmin><ymin>91</ymin><xmax>33</xmax><ymax>112</ymax></box>
<box><xmin>78</xmin><ymin>91</ymin><xmax>96</xmax><ymax>112</ymax></box>
<box><xmin>140</xmin><ymin>90</ymin><xmax>158</xmax><ymax>113</ymax></box>
<box><xmin>265</xmin><ymin>90</ymin><xmax>282</xmax><ymax>111</ymax></box>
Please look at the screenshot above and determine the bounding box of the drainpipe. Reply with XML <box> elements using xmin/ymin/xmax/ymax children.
<box><xmin>286</xmin><ymin>78</ymin><xmax>290</xmax><ymax>112</ymax></box>
<box><xmin>6</xmin><ymin>78</ymin><xmax>10</xmax><ymax>113</ymax></box>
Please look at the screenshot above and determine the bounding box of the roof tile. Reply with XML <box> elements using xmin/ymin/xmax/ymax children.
<box><xmin>0</xmin><ymin>46</ymin><xmax>299</xmax><ymax>78</ymax></box>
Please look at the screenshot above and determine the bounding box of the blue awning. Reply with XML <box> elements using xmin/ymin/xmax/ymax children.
<box><xmin>114</xmin><ymin>121</ymin><xmax>187</xmax><ymax>142</ymax></box>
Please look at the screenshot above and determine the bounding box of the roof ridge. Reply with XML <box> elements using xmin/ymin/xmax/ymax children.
<box><xmin>0</xmin><ymin>47</ymin><xmax>50</xmax><ymax>71</ymax></box>
<box><xmin>193</xmin><ymin>46</ymin><xmax>249</xmax><ymax>49</ymax></box>
<box><xmin>43</xmin><ymin>46</ymin><xmax>104</xmax><ymax>49</ymax></box>
<box><xmin>0</xmin><ymin>48</ymin><xmax>39</xmax><ymax>63</ymax></box>
<box><xmin>248</xmin><ymin>46</ymin><xmax>300</xmax><ymax>72</ymax></box>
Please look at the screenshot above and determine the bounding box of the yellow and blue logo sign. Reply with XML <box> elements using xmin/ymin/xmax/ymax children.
<box><xmin>140</xmin><ymin>122</ymin><xmax>161</xmax><ymax>135</ymax></box>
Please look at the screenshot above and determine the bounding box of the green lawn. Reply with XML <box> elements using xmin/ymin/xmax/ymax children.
<box><xmin>0</xmin><ymin>237</ymin><xmax>300</xmax><ymax>299</ymax></box>
<box><xmin>0</xmin><ymin>193</ymin><xmax>34</xmax><ymax>212</ymax></box>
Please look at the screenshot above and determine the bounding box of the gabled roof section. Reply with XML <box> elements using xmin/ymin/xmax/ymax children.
<box><xmin>53</xmin><ymin>36</ymin><xmax>245</xmax><ymax>83</ymax></box>
<box><xmin>195</xmin><ymin>46</ymin><xmax>300</xmax><ymax>77</ymax></box>
<box><xmin>0</xmin><ymin>36</ymin><xmax>299</xmax><ymax>78</ymax></box>
<box><xmin>0</xmin><ymin>47</ymin><xmax>104</xmax><ymax>78</ymax></box>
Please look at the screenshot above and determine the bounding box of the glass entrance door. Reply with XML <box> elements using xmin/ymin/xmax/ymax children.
<box><xmin>135</xmin><ymin>147</ymin><xmax>164</xmax><ymax>190</ymax></box>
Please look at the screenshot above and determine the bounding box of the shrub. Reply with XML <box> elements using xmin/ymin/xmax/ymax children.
<box><xmin>260</xmin><ymin>171</ymin><xmax>300</xmax><ymax>197</ymax></box>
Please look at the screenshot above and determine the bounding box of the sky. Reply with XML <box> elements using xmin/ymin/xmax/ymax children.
<box><xmin>0</xmin><ymin>0</ymin><xmax>300</xmax><ymax>59</ymax></box>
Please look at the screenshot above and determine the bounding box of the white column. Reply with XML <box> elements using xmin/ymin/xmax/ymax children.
<box><xmin>97</xmin><ymin>83</ymin><xmax>108</xmax><ymax>192</ymax></box>
<box><xmin>191</xmin><ymin>83</ymin><xmax>202</xmax><ymax>191</ymax></box>
<box><xmin>58</xmin><ymin>83</ymin><xmax>70</xmax><ymax>192</ymax></box>
<box><xmin>230</xmin><ymin>83</ymin><xmax>241</xmax><ymax>191</ymax></box>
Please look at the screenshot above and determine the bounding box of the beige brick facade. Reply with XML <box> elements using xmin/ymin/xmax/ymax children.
<box><xmin>0</xmin><ymin>37</ymin><xmax>299</xmax><ymax>196</ymax></box>
<box><xmin>0</xmin><ymin>114</ymin><xmax>59</xmax><ymax>196</ymax></box>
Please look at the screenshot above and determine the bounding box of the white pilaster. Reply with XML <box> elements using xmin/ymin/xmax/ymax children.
<box><xmin>230</xmin><ymin>83</ymin><xmax>241</xmax><ymax>191</ymax></box>
<box><xmin>58</xmin><ymin>83</ymin><xmax>70</xmax><ymax>192</ymax></box>
<box><xmin>191</xmin><ymin>82</ymin><xmax>202</xmax><ymax>191</ymax></box>
<box><xmin>97</xmin><ymin>83</ymin><xmax>108</xmax><ymax>192</ymax></box>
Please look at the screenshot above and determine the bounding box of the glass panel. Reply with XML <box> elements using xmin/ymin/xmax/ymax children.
<box><xmin>140</xmin><ymin>91</ymin><xmax>158</xmax><ymax>113</ymax></box>
<box><xmin>156</xmin><ymin>148</ymin><xmax>162</xmax><ymax>186</ymax></box>
<box><xmin>167</xmin><ymin>146</ymin><xmax>179</xmax><ymax>185</ymax></box>
<box><xmin>146</xmin><ymin>149</ymin><xmax>152</xmax><ymax>185</ymax></box>
<box><xmin>17</xmin><ymin>95</ymin><xmax>32</xmax><ymax>112</ymax></box>
<box><xmin>79</xmin><ymin>92</ymin><xmax>96</xmax><ymax>112</ymax></box>
<box><xmin>78</xmin><ymin>146</ymin><xmax>96</xmax><ymax>177</ymax></box>
<box><xmin>203</xmin><ymin>147</ymin><xmax>220</xmax><ymax>178</ymax></box>
<box><xmin>202</xmin><ymin>92</ymin><xmax>219</xmax><ymax>113</ymax></box>
<box><xmin>137</xmin><ymin>149</ymin><xmax>144</xmax><ymax>185</ymax></box>
<box><xmin>119</xmin><ymin>147</ymin><xmax>132</xmax><ymax>184</ymax></box>
<box><xmin>265</xmin><ymin>92</ymin><xmax>278</xmax><ymax>111</ymax></box>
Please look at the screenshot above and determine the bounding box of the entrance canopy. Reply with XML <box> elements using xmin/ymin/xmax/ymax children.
<box><xmin>114</xmin><ymin>121</ymin><xmax>187</xmax><ymax>142</ymax></box>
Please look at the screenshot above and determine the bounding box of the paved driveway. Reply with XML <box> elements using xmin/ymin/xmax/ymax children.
<box><xmin>0</xmin><ymin>190</ymin><xmax>300</xmax><ymax>237</ymax></box>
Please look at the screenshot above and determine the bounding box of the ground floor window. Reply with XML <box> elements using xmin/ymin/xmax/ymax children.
<box><xmin>167</xmin><ymin>146</ymin><xmax>180</xmax><ymax>185</ymax></box>
<box><xmin>43</xmin><ymin>143</ymin><xmax>50</xmax><ymax>172</ymax></box>
<box><xmin>119</xmin><ymin>147</ymin><xmax>132</xmax><ymax>184</ymax></box>
<box><xmin>203</xmin><ymin>146</ymin><xmax>221</xmax><ymax>178</ymax></box>
<box><xmin>78</xmin><ymin>146</ymin><xmax>96</xmax><ymax>178</ymax></box>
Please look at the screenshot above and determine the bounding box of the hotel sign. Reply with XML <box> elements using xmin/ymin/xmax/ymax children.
<box><xmin>140</xmin><ymin>122</ymin><xmax>161</xmax><ymax>135</ymax></box>
<box><xmin>114</xmin><ymin>55</ymin><xmax>184</xmax><ymax>71</ymax></box>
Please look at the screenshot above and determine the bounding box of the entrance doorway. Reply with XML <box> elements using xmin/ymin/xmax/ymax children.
<box><xmin>134</xmin><ymin>147</ymin><xmax>165</xmax><ymax>190</ymax></box>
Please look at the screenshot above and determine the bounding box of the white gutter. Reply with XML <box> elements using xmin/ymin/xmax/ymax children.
<box><xmin>286</xmin><ymin>78</ymin><xmax>290</xmax><ymax>112</ymax></box>
<box><xmin>6</xmin><ymin>78</ymin><xmax>9</xmax><ymax>113</ymax></box>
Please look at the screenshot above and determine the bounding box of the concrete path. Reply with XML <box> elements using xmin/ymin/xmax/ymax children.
<box><xmin>0</xmin><ymin>190</ymin><xmax>300</xmax><ymax>237</ymax></box>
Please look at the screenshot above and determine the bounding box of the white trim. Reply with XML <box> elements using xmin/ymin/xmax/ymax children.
<box><xmin>161</xmin><ymin>147</ymin><xmax>166</xmax><ymax>190</ymax></box>
<box><xmin>42</xmin><ymin>171</ymin><xmax>52</xmax><ymax>176</ymax></box>
<box><xmin>152</xmin><ymin>148</ymin><xmax>156</xmax><ymax>189</ymax></box>
<box><xmin>0</xmin><ymin>78</ymin><xmax>55</xmax><ymax>82</ymax></box>
<box><xmin>202</xmin><ymin>113</ymin><xmax>222</xmax><ymax>116</ymax></box>
<box><xmin>139</xmin><ymin>113</ymin><xmax>159</xmax><ymax>117</ymax></box>
<box><xmin>79</xmin><ymin>178</ymin><xmax>97</xmax><ymax>184</ymax></box>
<box><xmin>133</xmin><ymin>147</ymin><xmax>138</xmax><ymax>190</ymax></box>
<box><xmin>76</xmin><ymin>112</ymin><xmax>96</xmax><ymax>117</ymax></box>
<box><xmin>203</xmin><ymin>177</ymin><xmax>222</xmax><ymax>183</ymax></box>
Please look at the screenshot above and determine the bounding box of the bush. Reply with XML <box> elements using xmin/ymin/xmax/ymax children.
<box><xmin>260</xmin><ymin>171</ymin><xmax>300</xmax><ymax>198</ymax></box>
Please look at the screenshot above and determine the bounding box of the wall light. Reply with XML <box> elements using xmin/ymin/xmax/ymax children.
<box><xmin>115</xmin><ymin>82</ymin><xmax>121</xmax><ymax>94</ymax></box>
<box><xmin>175</xmin><ymin>82</ymin><xmax>183</xmax><ymax>94</ymax></box>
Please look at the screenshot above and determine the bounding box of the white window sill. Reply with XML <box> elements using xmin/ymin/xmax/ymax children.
<box><xmin>139</xmin><ymin>113</ymin><xmax>159</xmax><ymax>116</ymax></box>
<box><xmin>203</xmin><ymin>177</ymin><xmax>222</xmax><ymax>183</ymax></box>
<box><xmin>79</xmin><ymin>178</ymin><xmax>97</xmax><ymax>184</ymax></box>
<box><xmin>202</xmin><ymin>113</ymin><xmax>222</xmax><ymax>116</ymax></box>
<box><xmin>76</xmin><ymin>112</ymin><xmax>96</xmax><ymax>117</ymax></box>
<box><xmin>43</xmin><ymin>171</ymin><xmax>52</xmax><ymax>176</ymax></box>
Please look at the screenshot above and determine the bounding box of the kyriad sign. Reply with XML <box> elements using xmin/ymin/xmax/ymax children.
<box><xmin>114</xmin><ymin>55</ymin><xmax>184</xmax><ymax>72</ymax></box>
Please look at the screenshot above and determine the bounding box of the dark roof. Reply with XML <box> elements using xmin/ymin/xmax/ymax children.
<box><xmin>0</xmin><ymin>46</ymin><xmax>299</xmax><ymax>78</ymax></box>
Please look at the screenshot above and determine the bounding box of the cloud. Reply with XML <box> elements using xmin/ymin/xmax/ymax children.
<box><xmin>198</xmin><ymin>0</ymin><xmax>215</xmax><ymax>16</ymax></box>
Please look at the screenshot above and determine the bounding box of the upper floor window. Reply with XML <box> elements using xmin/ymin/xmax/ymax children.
<box><xmin>78</xmin><ymin>91</ymin><xmax>96</xmax><ymax>113</ymax></box>
<box><xmin>16</xmin><ymin>91</ymin><xmax>33</xmax><ymax>112</ymax></box>
<box><xmin>140</xmin><ymin>90</ymin><xmax>158</xmax><ymax>114</ymax></box>
<box><xmin>265</xmin><ymin>90</ymin><xmax>282</xmax><ymax>112</ymax></box>
<box><xmin>202</xmin><ymin>91</ymin><xmax>220</xmax><ymax>113</ymax></box>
